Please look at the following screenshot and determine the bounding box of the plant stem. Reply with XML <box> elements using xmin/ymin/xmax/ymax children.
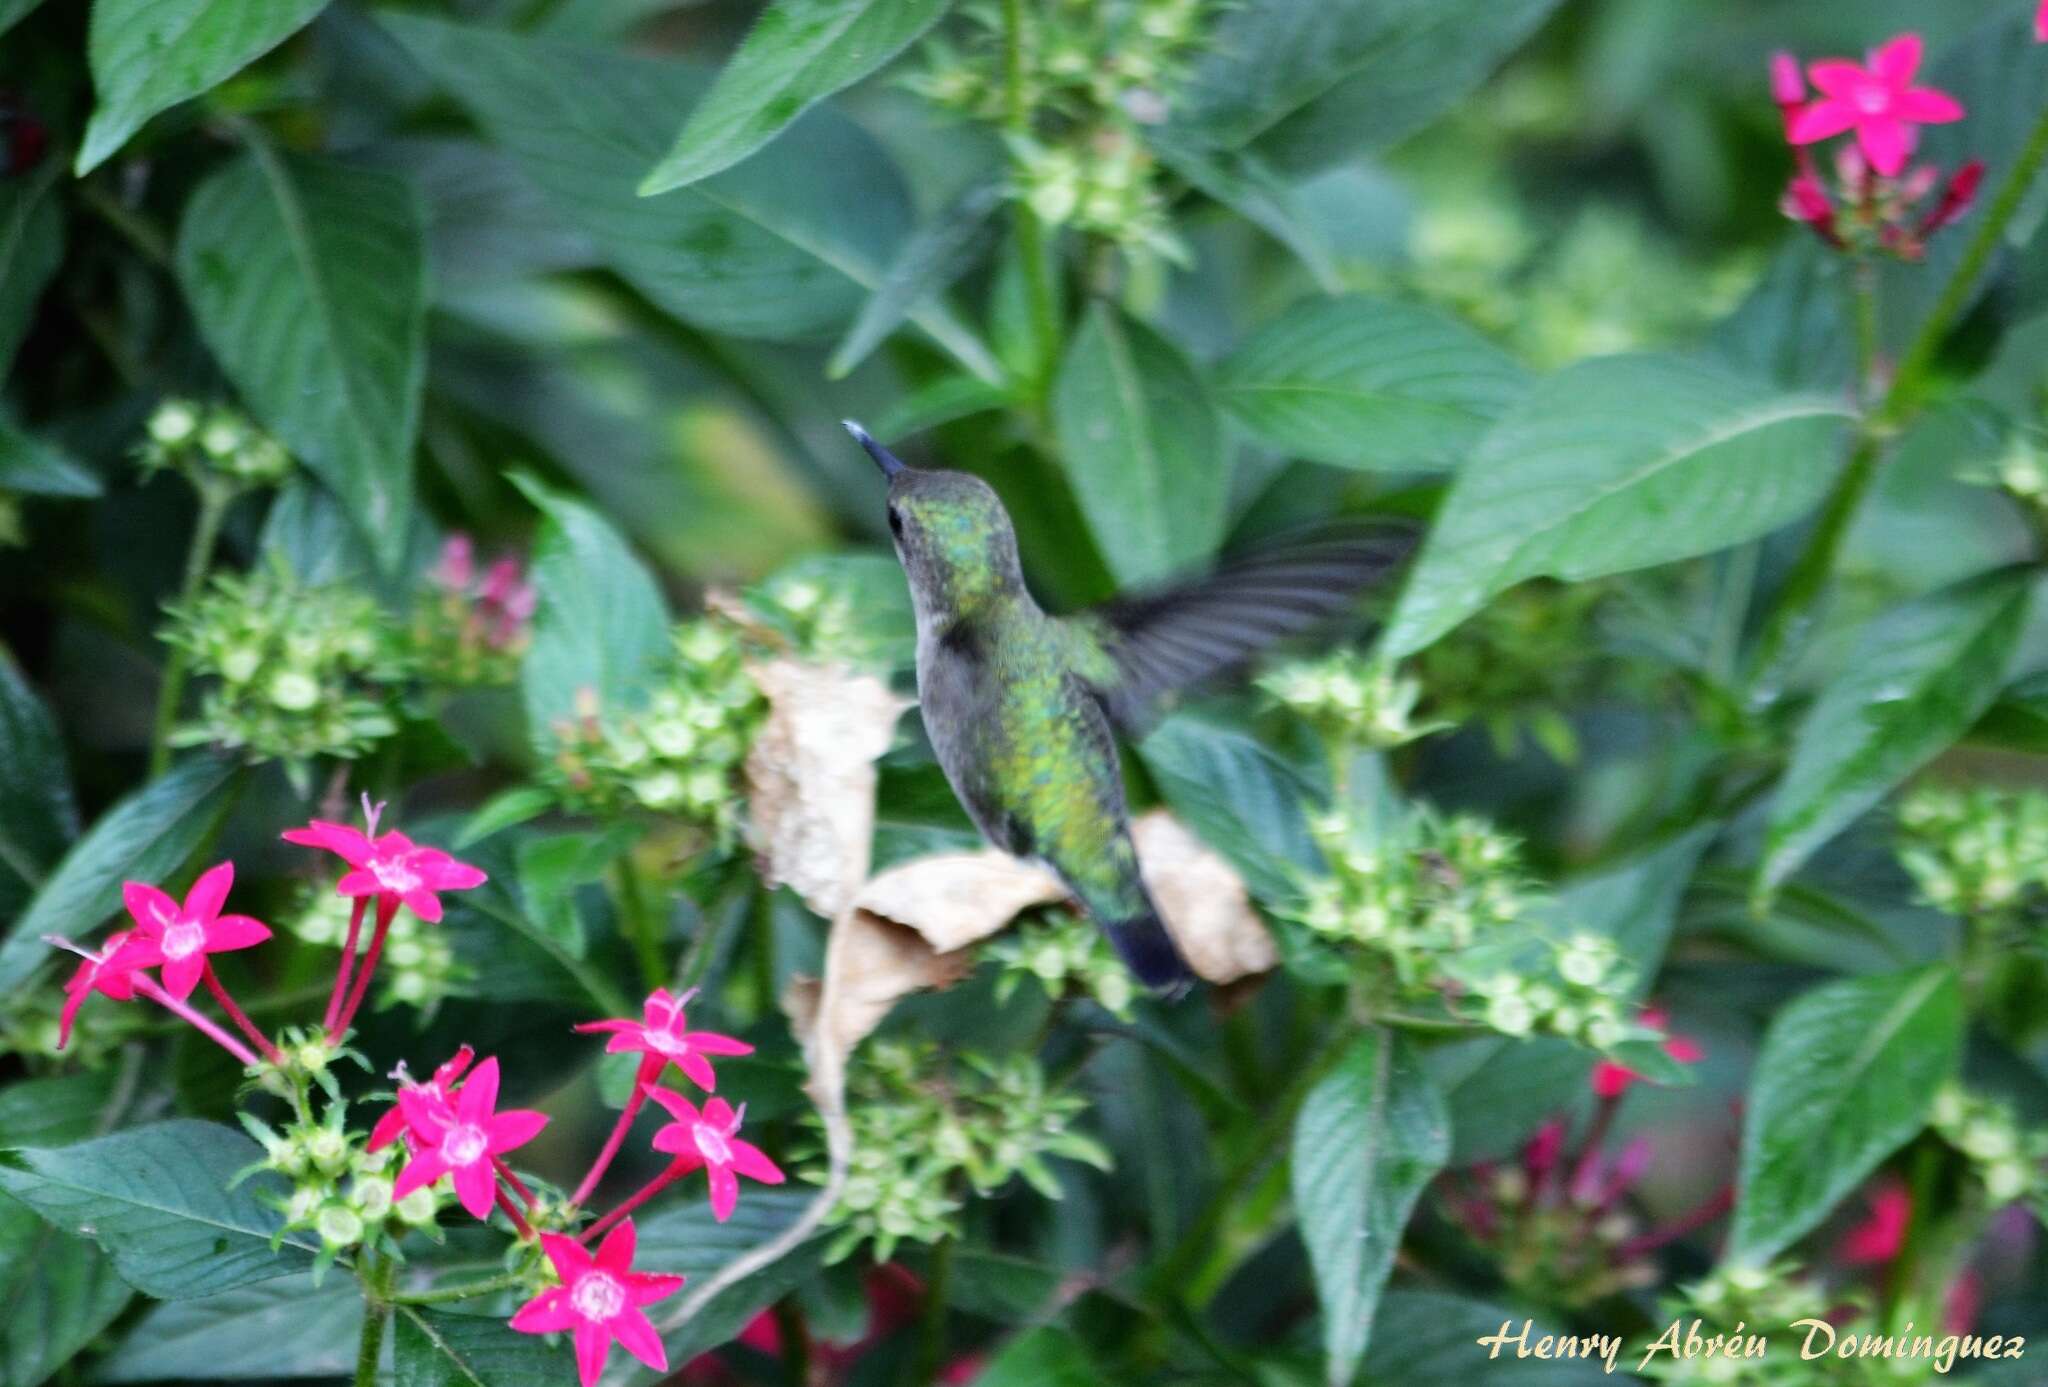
<box><xmin>582</xmin><ymin>1159</ymin><xmax>690</xmax><ymax>1244</ymax></box>
<box><xmin>148</xmin><ymin>481</ymin><xmax>231</xmax><ymax>776</ymax></box>
<box><xmin>330</xmin><ymin>896</ymin><xmax>399</xmax><ymax>1040</ymax></box>
<box><xmin>1851</xmin><ymin>257</ymin><xmax>1880</xmax><ymax>407</ymax></box>
<box><xmin>394</xmin><ymin>1269</ymin><xmax>530</xmax><ymax>1306</ymax></box>
<box><xmin>133</xmin><ymin>975</ymin><xmax>259</xmax><ymax>1066</ymax></box>
<box><xmin>1745</xmin><ymin>434</ymin><xmax>1880</xmax><ymax>704</ymax></box>
<box><xmin>497</xmin><ymin>1186</ymin><xmax>536</xmax><ymax>1240</ymax></box>
<box><xmin>492</xmin><ymin>1154</ymin><xmax>537</xmax><ymax>1210</ymax></box>
<box><xmin>571</xmin><ymin>1055</ymin><xmax>661</xmax><ymax>1208</ymax></box>
<box><xmin>1888</xmin><ymin>99</ymin><xmax>2048</xmax><ymax>416</ymax></box>
<box><xmin>1001</xmin><ymin>0</ymin><xmax>1060</xmax><ymax>402</ymax></box>
<box><xmin>354</xmin><ymin>1253</ymin><xmax>394</xmax><ymax>1387</ymax></box>
<box><xmin>202</xmin><ymin>962</ymin><xmax>282</xmax><ymax>1064</ymax></box>
<box><xmin>323</xmin><ymin>896</ymin><xmax>369</xmax><ymax>1034</ymax></box>
<box><xmin>614</xmin><ymin>854</ymin><xmax>663</xmax><ymax>994</ymax></box>
<box><xmin>911</xmin><ymin>1235</ymin><xmax>954</xmax><ymax>1387</ymax></box>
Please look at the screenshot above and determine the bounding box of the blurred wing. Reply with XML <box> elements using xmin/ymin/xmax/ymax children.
<box><xmin>1069</xmin><ymin>523</ymin><xmax>1415</xmax><ymax>735</ymax></box>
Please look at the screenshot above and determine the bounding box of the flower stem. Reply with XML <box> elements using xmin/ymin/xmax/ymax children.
<box><xmin>394</xmin><ymin>1269</ymin><xmax>530</xmax><ymax>1306</ymax></box>
<box><xmin>1001</xmin><ymin>0</ymin><xmax>1060</xmax><ymax>403</ymax></box>
<box><xmin>1888</xmin><ymin>97</ymin><xmax>2048</xmax><ymax>417</ymax></box>
<box><xmin>148</xmin><ymin>480</ymin><xmax>232</xmax><ymax>777</ymax></box>
<box><xmin>133</xmin><ymin>974</ymin><xmax>259</xmax><ymax>1066</ymax></box>
<box><xmin>582</xmin><ymin>1159</ymin><xmax>691</xmax><ymax>1244</ymax></box>
<box><xmin>571</xmin><ymin>1056</ymin><xmax>661</xmax><ymax>1209</ymax></box>
<box><xmin>1744</xmin><ymin>433</ymin><xmax>1881</xmax><ymax>705</ymax></box>
<box><xmin>910</xmin><ymin>1235</ymin><xmax>954</xmax><ymax>1387</ymax></box>
<box><xmin>323</xmin><ymin>896</ymin><xmax>369</xmax><ymax>1034</ymax></box>
<box><xmin>492</xmin><ymin>1154</ymin><xmax>537</xmax><ymax>1210</ymax></box>
<box><xmin>354</xmin><ymin>1252</ymin><xmax>395</xmax><ymax>1387</ymax></box>
<box><xmin>497</xmin><ymin>1185</ymin><xmax>536</xmax><ymax>1241</ymax></box>
<box><xmin>329</xmin><ymin>896</ymin><xmax>399</xmax><ymax>1041</ymax></box>
<box><xmin>202</xmin><ymin>962</ymin><xmax>282</xmax><ymax>1064</ymax></box>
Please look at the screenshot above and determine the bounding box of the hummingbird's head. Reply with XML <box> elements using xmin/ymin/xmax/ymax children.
<box><xmin>843</xmin><ymin>421</ymin><xmax>1024</xmax><ymax>617</ymax></box>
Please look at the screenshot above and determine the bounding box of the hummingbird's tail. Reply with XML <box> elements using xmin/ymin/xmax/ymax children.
<box><xmin>1102</xmin><ymin>908</ymin><xmax>1195</xmax><ymax>998</ymax></box>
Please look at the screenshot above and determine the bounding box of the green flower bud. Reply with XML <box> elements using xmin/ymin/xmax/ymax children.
<box><xmin>315</xmin><ymin>1203</ymin><xmax>365</xmax><ymax>1249</ymax></box>
<box><xmin>268</xmin><ymin>670</ymin><xmax>320</xmax><ymax>712</ymax></box>
<box><xmin>395</xmin><ymin>1186</ymin><xmax>440</xmax><ymax>1226</ymax></box>
<box><xmin>149</xmin><ymin>401</ymin><xmax>200</xmax><ymax>446</ymax></box>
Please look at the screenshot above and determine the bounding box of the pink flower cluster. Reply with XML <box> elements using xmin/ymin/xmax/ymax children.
<box><xmin>1770</xmin><ymin>33</ymin><xmax>1981</xmax><ymax>262</ymax></box>
<box><xmin>431</xmin><ymin>533</ymin><xmax>537</xmax><ymax>654</ymax></box>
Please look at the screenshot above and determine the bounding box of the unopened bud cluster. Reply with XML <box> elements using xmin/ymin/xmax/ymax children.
<box><xmin>137</xmin><ymin>398</ymin><xmax>294</xmax><ymax>489</ymax></box>
<box><xmin>1896</xmin><ymin>783</ymin><xmax>2048</xmax><ymax>926</ymax></box>
<box><xmin>1929</xmin><ymin>1085</ymin><xmax>2047</xmax><ymax>1208</ymax></box>
<box><xmin>1643</xmin><ymin>1262</ymin><xmax>1861</xmax><ymax>1385</ymax></box>
<box><xmin>909</xmin><ymin>0</ymin><xmax>1208</xmax><ymax>262</ymax></box>
<box><xmin>162</xmin><ymin>563</ymin><xmax>402</xmax><ymax>775</ymax></box>
<box><xmin>543</xmin><ymin>618</ymin><xmax>765</xmax><ymax>838</ymax></box>
<box><xmin>1260</xmin><ymin>651</ymin><xmax>1443</xmax><ymax>750</ymax></box>
<box><xmin>1414</xmin><ymin>579</ymin><xmax>1620</xmax><ymax>763</ymax></box>
<box><xmin>748</xmin><ymin>574</ymin><xmax>885</xmax><ymax>669</ymax></box>
<box><xmin>813</xmin><ymin>1040</ymin><xmax>1110</xmax><ymax>1264</ymax></box>
<box><xmin>1284</xmin><ymin>808</ymin><xmax>1644</xmax><ymax>1048</ymax></box>
<box><xmin>986</xmin><ymin>908</ymin><xmax>1136</xmax><ymax>1019</ymax></box>
<box><xmin>288</xmin><ymin>887</ymin><xmax>462</xmax><ymax>1016</ymax></box>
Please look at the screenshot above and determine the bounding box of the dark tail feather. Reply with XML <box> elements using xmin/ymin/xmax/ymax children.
<box><xmin>1103</xmin><ymin>910</ymin><xmax>1195</xmax><ymax>998</ymax></box>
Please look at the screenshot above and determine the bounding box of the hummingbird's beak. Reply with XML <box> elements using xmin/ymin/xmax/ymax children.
<box><xmin>842</xmin><ymin>419</ymin><xmax>906</xmax><ymax>478</ymax></box>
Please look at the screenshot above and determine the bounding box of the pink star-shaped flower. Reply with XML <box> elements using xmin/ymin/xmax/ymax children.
<box><xmin>1590</xmin><ymin>1008</ymin><xmax>1704</xmax><ymax>1099</ymax></box>
<box><xmin>573</xmin><ymin>988</ymin><xmax>754</xmax><ymax>1092</ymax></box>
<box><xmin>118</xmin><ymin>862</ymin><xmax>272</xmax><ymax>1001</ymax></box>
<box><xmin>368</xmin><ymin>1045</ymin><xmax>475</xmax><ymax>1153</ymax></box>
<box><xmin>1787</xmin><ymin>34</ymin><xmax>1965</xmax><ymax>177</ymax></box>
<box><xmin>280</xmin><ymin>819</ymin><xmax>486</xmax><ymax>923</ymax></box>
<box><xmin>2037</xmin><ymin>1</ymin><xmax>2047</xmax><ymax>43</ymax></box>
<box><xmin>391</xmin><ymin>1056</ymin><xmax>549</xmax><ymax>1220</ymax></box>
<box><xmin>510</xmin><ymin>1221</ymin><xmax>684</xmax><ymax>1387</ymax></box>
<box><xmin>645</xmin><ymin>1086</ymin><xmax>785</xmax><ymax>1222</ymax></box>
<box><xmin>58</xmin><ymin>929</ymin><xmax>145</xmax><ymax>1048</ymax></box>
<box><xmin>1840</xmin><ymin>1178</ymin><xmax>1912</xmax><ymax>1265</ymax></box>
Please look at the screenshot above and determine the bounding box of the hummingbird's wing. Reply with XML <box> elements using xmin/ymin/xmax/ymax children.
<box><xmin>1064</xmin><ymin>524</ymin><xmax>1415</xmax><ymax>735</ymax></box>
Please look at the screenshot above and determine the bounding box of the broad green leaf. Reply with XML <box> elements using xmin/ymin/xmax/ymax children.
<box><xmin>393</xmin><ymin>1306</ymin><xmax>568</xmax><ymax>1387</ymax></box>
<box><xmin>1362</xmin><ymin>1291</ymin><xmax>1616</xmax><ymax>1383</ymax></box>
<box><xmin>871</xmin><ymin>372</ymin><xmax>1009</xmax><ymax>439</ymax></box>
<box><xmin>1216</xmin><ymin>296</ymin><xmax>1530</xmax><ymax>471</ymax></box>
<box><xmin>0</xmin><ymin>0</ymin><xmax>47</xmax><ymax>39</ymax></box>
<box><xmin>0</xmin><ymin>167</ymin><xmax>62</xmax><ymax>377</ymax></box>
<box><xmin>513</xmin><ymin>474</ymin><xmax>671</xmax><ymax>749</ymax></box>
<box><xmin>76</xmin><ymin>0</ymin><xmax>329</xmax><ymax>174</ymax></box>
<box><xmin>1292</xmin><ymin>1027</ymin><xmax>1449</xmax><ymax>1384</ymax></box>
<box><xmin>828</xmin><ymin>181</ymin><xmax>1001</xmax><ymax>379</ymax></box>
<box><xmin>383</xmin><ymin>15</ymin><xmax>973</xmax><ymax>353</ymax></box>
<box><xmin>1706</xmin><ymin>240</ymin><xmax>1853</xmax><ymax>393</ymax></box>
<box><xmin>0</xmin><ymin>1073</ymin><xmax>113</xmax><ymax>1150</ymax></box>
<box><xmin>94</xmin><ymin>1274</ymin><xmax>359</xmax><ymax>1382</ymax></box>
<box><xmin>1972</xmin><ymin>670</ymin><xmax>2048</xmax><ymax>753</ymax></box>
<box><xmin>1149</xmin><ymin>130</ymin><xmax>1340</xmax><ymax>292</ymax></box>
<box><xmin>515</xmin><ymin>823</ymin><xmax>643</xmax><ymax>959</ymax></box>
<box><xmin>1731</xmin><ymin>964</ymin><xmax>1963</xmax><ymax>1263</ymax></box>
<box><xmin>1757</xmin><ymin>571</ymin><xmax>2031</xmax><ymax>895</ymax></box>
<box><xmin>1553</xmin><ymin>827</ymin><xmax>1713</xmax><ymax>992</ymax></box>
<box><xmin>1138</xmin><ymin>712</ymin><xmax>1322</xmax><ymax>903</ymax></box>
<box><xmin>1175</xmin><ymin>0</ymin><xmax>1565</xmax><ymax>174</ymax></box>
<box><xmin>455</xmin><ymin>785</ymin><xmax>555</xmax><ymax>849</ymax></box>
<box><xmin>976</xmin><ymin>1327</ymin><xmax>1111</xmax><ymax>1387</ymax></box>
<box><xmin>0</xmin><ymin>420</ymin><xmax>99</xmax><ymax>498</ymax></box>
<box><xmin>0</xmin><ymin>1120</ymin><xmax>314</xmax><ymax>1299</ymax></box>
<box><xmin>1380</xmin><ymin>354</ymin><xmax>1853</xmax><ymax>657</ymax></box>
<box><xmin>0</xmin><ymin>1192</ymin><xmax>131</xmax><ymax>1387</ymax></box>
<box><xmin>0</xmin><ymin>650</ymin><xmax>76</xmax><ymax>919</ymax></box>
<box><xmin>1053</xmin><ymin>304</ymin><xmax>1229</xmax><ymax>586</ymax></box>
<box><xmin>639</xmin><ymin>0</ymin><xmax>953</xmax><ymax>193</ymax></box>
<box><xmin>176</xmin><ymin>149</ymin><xmax>426</xmax><ymax>569</ymax></box>
<box><xmin>619</xmin><ymin>1188</ymin><xmax>828</xmax><ymax>1374</ymax></box>
<box><xmin>0</xmin><ymin>755</ymin><xmax>238</xmax><ymax>994</ymax></box>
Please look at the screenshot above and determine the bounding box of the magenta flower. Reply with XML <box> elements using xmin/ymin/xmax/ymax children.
<box><xmin>369</xmin><ymin>1045</ymin><xmax>475</xmax><ymax>1152</ymax></box>
<box><xmin>281</xmin><ymin>819</ymin><xmax>486</xmax><ymax>924</ymax></box>
<box><xmin>58</xmin><ymin>929</ymin><xmax>144</xmax><ymax>1048</ymax></box>
<box><xmin>1788</xmin><ymin>34</ymin><xmax>1965</xmax><ymax>177</ymax></box>
<box><xmin>432</xmin><ymin>533</ymin><xmax>476</xmax><ymax>591</ymax></box>
<box><xmin>392</xmin><ymin>1056</ymin><xmax>549</xmax><ymax>1220</ymax></box>
<box><xmin>1840</xmin><ymin>1177</ymin><xmax>1912</xmax><ymax>1264</ymax></box>
<box><xmin>2037</xmin><ymin>1</ymin><xmax>2047</xmax><ymax>43</ymax></box>
<box><xmin>118</xmin><ymin>862</ymin><xmax>272</xmax><ymax>1001</ymax></box>
<box><xmin>645</xmin><ymin>1086</ymin><xmax>784</xmax><ymax>1221</ymax></box>
<box><xmin>1590</xmin><ymin>1009</ymin><xmax>1704</xmax><ymax>1100</ymax></box>
<box><xmin>510</xmin><ymin>1221</ymin><xmax>684</xmax><ymax>1387</ymax></box>
<box><xmin>574</xmin><ymin>988</ymin><xmax>753</xmax><ymax>1092</ymax></box>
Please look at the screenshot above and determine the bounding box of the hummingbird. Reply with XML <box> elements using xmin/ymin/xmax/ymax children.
<box><xmin>843</xmin><ymin>421</ymin><xmax>1410</xmax><ymax>993</ymax></box>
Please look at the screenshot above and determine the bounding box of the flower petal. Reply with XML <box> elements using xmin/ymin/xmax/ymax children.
<box><xmin>58</xmin><ymin>985</ymin><xmax>87</xmax><ymax>1049</ymax></box>
<box><xmin>1870</xmin><ymin>33</ymin><xmax>1922</xmax><ymax>87</ymax></box>
<box><xmin>403</xmin><ymin>889</ymin><xmax>444</xmax><ymax>924</ymax></box>
<box><xmin>1857</xmin><ymin>115</ymin><xmax>1913</xmax><ymax>176</ymax></box>
<box><xmin>393</xmin><ymin>1149</ymin><xmax>450</xmax><ymax>1202</ymax></box>
<box><xmin>368</xmin><ymin>1104</ymin><xmax>408</xmax><ymax>1152</ymax></box>
<box><xmin>678</xmin><ymin>1052</ymin><xmax>717</xmax><ymax>1092</ymax></box>
<box><xmin>399</xmin><ymin>1086</ymin><xmax>454</xmax><ymax>1140</ymax></box>
<box><xmin>487</xmin><ymin>1109</ymin><xmax>550</xmax><ymax>1154</ymax></box>
<box><xmin>335</xmin><ymin>869</ymin><xmax>383</xmax><ymax>897</ymax></box>
<box><xmin>182</xmin><ymin>861</ymin><xmax>235</xmax><ymax>923</ymax></box>
<box><xmin>1806</xmin><ymin>59</ymin><xmax>1870</xmax><ymax>98</ymax></box>
<box><xmin>510</xmin><ymin>1287</ymin><xmax>578</xmax><ymax>1334</ymax></box>
<box><xmin>122</xmin><ymin>881</ymin><xmax>180</xmax><ymax>935</ymax></box>
<box><xmin>625</xmin><ymin>1271</ymin><xmax>686</xmax><ymax>1308</ymax></box>
<box><xmin>206</xmin><ymin>914</ymin><xmax>272</xmax><ymax>951</ymax></box>
<box><xmin>452</xmin><ymin>1158</ymin><xmax>497</xmax><ymax>1220</ymax></box>
<box><xmin>419</xmin><ymin>856</ymin><xmax>487</xmax><ymax>891</ymax></box>
<box><xmin>611</xmin><ymin>1308</ymin><xmax>667</xmax><ymax>1372</ymax></box>
<box><xmin>160</xmin><ymin>951</ymin><xmax>204</xmax><ymax>1001</ymax></box>
<box><xmin>728</xmin><ymin>1140</ymin><xmax>785</xmax><ymax>1185</ymax></box>
<box><xmin>707</xmin><ymin>1164</ymin><xmax>738</xmax><ymax>1222</ymax></box>
<box><xmin>651</xmin><ymin>1126</ymin><xmax>690</xmax><ymax>1157</ymax></box>
<box><xmin>595</xmin><ymin>1218</ymin><xmax>637</xmax><ymax>1273</ymax></box>
<box><xmin>573</xmin><ymin>1321</ymin><xmax>612</xmax><ymax>1387</ymax></box>
<box><xmin>1787</xmin><ymin>98</ymin><xmax>1858</xmax><ymax>144</ymax></box>
<box><xmin>685</xmin><ymin>1031</ymin><xmax>754</xmax><ymax>1057</ymax></box>
<box><xmin>283</xmin><ymin>821</ymin><xmax>375</xmax><ymax>865</ymax></box>
<box><xmin>540</xmin><ymin>1231</ymin><xmax>595</xmax><ymax>1282</ymax></box>
<box><xmin>458</xmin><ymin>1056</ymin><xmax>501</xmax><ymax>1123</ymax></box>
<box><xmin>573</xmin><ymin>1019</ymin><xmax>640</xmax><ymax>1036</ymax></box>
<box><xmin>1896</xmin><ymin>87</ymin><xmax>1964</xmax><ymax>123</ymax></box>
<box><xmin>641</xmin><ymin>1085</ymin><xmax>698</xmax><ymax>1125</ymax></box>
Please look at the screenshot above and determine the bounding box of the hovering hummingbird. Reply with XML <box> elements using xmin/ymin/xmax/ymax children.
<box><xmin>844</xmin><ymin>421</ymin><xmax>1410</xmax><ymax>993</ymax></box>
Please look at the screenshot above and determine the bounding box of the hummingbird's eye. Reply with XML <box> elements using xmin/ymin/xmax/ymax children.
<box><xmin>886</xmin><ymin>505</ymin><xmax>904</xmax><ymax>538</ymax></box>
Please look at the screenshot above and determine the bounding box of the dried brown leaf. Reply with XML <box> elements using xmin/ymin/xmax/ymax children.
<box><xmin>1133</xmin><ymin>809</ymin><xmax>1277</xmax><ymax>984</ymax></box>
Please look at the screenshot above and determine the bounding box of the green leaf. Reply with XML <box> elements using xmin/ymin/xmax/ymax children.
<box><xmin>828</xmin><ymin>181</ymin><xmax>1001</xmax><ymax>380</ymax></box>
<box><xmin>1757</xmin><ymin>571</ymin><xmax>2032</xmax><ymax>896</ymax></box>
<box><xmin>1148</xmin><ymin>131</ymin><xmax>1340</xmax><ymax>291</ymax></box>
<box><xmin>975</xmin><ymin>1327</ymin><xmax>1111</xmax><ymax>1387</ymax></box>
<box><xmin>1380</xmin><ymin>354</ymin><xmax>1853</xmax><ymax>657</ymax></box>
<box><xmin>175</xmin><ymin>148</ymin><xmax>426</xmax><ymax>569</ymax></box>
<box><xmin>0</xmin><ymin>1073</ymin><xmax>113</xmax><ymax>1150</ymax></box>
<box><xmin>1216</xmin><ymin>295</ymin><xmax>1530</xmax><ymax>472</ymax></box>
<box><xmin>1138</xmin><ymin>712</ymin><xmax>1322</xmax><ymax>903</ymax></box>
<box><xmin>0</xmin><ymin>1120</ymin><xmax>314</xmax><ymax>1299</ymax></box>
<box><xmin>1971</xmin><ymin>671</ymin><xmax>2048</xmax><ymax>753</ymax></box>
<box><xmin>1292</xmin><ymin>1027</ymin><xmax>1450</xmax><ymax>1384</ymax></box>
<box><xmin>393</xmin><ymin>1306</ymin><xmax>568</xmax><ymax>1387</ymax></box>
<box><xmin>1363</xmin><ymin>1291</ymin><xmax>1617</xmax><ymax>1383</ymax></box>
<box><xmin>0</xmin><ymin>649</ymin><xmax>76</xmax><ymax>921</ymax></box>
<box><xmin>0</xmin><ymin>0</ymin><xmax>48</xmax><ymax>40</ymax></box>
<box><xmin>619</xmin><ymin>1189</ymin><xmax>827</xmax><ymax>1373</ymax></box>
<box><xmin>76</xmin><ymin>0</ymin><xmax>329</xmax><ymax>174</ymax></box>
<box><xmin>383</xmin><ymin>15</ymin><xmax>972</xmax><ymax>352</ymax></box>
<box><xmin>0</xmin><ymin>167</ymin><xmax>63</xmax><ymax>378</ymax></box>
<box><xmin>0</xmin><ymin>420</ymin><xmax>99</xmax><ymax>498</ymax></box>
<box><xmin>1175</xmin><ymin>0</ymin><xmax>1565</xmax><ymax>174</ymax></box>
<box><xmin>94</xmin><ymin>1273</ymin><xmax>360</xmax><ymax>1383</ymax></box>
<box><xmin>1053</xmin><ymin>304</ymin><xmax>1229</xmax><ymax>586</ymax></box>
<box><xmin>1731</xmin><ymin>964</ymin><xmax>1964</xmax><ymax>1264</ymax></box>
<box><xmin>0</xmin><ymin>1191</ymin><xmax>131</xmax><ymax>1387</ymax></box>
<box><xmin>455</xmin><ymin>786</ymin><xmax>556</xmax><ymax>849</ymax></box>
<box><xmin>515</xmin><ymin>823</ymin><xmax>643</xmax><ymax>959</ymax></box>
<box><xmin>0</xmin><ymin>755</ymin><xmax>238</xmax><ymax>995</ymax></box>
<box><xmin>514</xmin><ymin>474</ymin><xmax>672</xmax><ymax>749</ymax></box>
<box><xmin>1706</xmin><ymin>240</ymin><xmax>1853</xmax><ymax>393</ymax></box>
<box><xmin>638</xmin><ymin>0</ymin><xmax>953</xmax><ymax>194</ymax></box>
